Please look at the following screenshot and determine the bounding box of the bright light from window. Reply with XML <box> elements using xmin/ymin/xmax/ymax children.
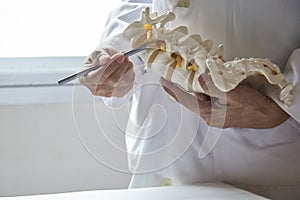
<box><xmin>0</xmin><ymin>0</ymin><xmax>120</xmax><ymax>57</ymax></box>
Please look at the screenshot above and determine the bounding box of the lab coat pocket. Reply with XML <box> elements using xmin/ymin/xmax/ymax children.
<box><xmin>213</xmin><ymin>119</ymin><xmax>300</xmax><ymax>186</ymax></box>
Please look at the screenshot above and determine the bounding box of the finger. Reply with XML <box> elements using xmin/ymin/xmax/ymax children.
<box><xmin>112</xmin><ymin>65</ymin><xmax>135</xmax><ymax>98</ymax></box>
<box><xmin>98</xmin><ymin>53</ymin><xmax>125</xmax><ymax>84</ymax></box>
<box><xmin>198</xmin><ymin>73</ymin><xmax>225</xmax><ymax>99</ymax></box>
<box><xmin>97</xmin><ymin>53</ymin><xmax>111</xmax><ymax>66</ymax></box>
<box><xmin>84</xmin><ymin>50</ymin><xmax>109</xmax><ymax>67</ymax></box>
<box><xmin>84</xmin><ymin>64</ymin><xmax>134</xmax><ymax>97</ymax></box>
<box><xmin>160</xmin><ymin>78</ymin><xmax>179</xmax><ymax>102</ymax></box>
<box><xmin>82</xmin><ymin>52</ymin><xmax>124</xmax><ymax>84</ymax></box>
<box><xmin>79</xmin><ymin>62</ymin><xmax>108</xmax><ymax>87</ymax></box>
<box><xmin>92</xmin><ymin>85</ymin><xmax>114</xmax><ymax>97</ymax></box>
<box><xmin>160</xmin><ymin>77</ymin><xmax>188</xmax><ymax>102</ymax></box>
<box><xmin>160</xmin><ymin>78</ymin><xmax>212</xmax><ymax>114</ymax></box>
<box><xmin>101</xmin><ymin>63</ymin><xmax>134</xmax><ymax>98</ymax></box>
<box><xmin>120</xmin><ymin>61</ymin><xmax>135</xmax><ymax>86</ymax></box>
<box><xmin>195</xmin><ymin>93</ymin><xmax>210</xmax><ymax>101</ymax></box>
<box><xmin>84</xmin><ymin>46</ymin><xmax>120</xmax><ymax>67</ymax></box>
<box><xmin>105</xmin><ymin>59</ymin><xmax>132</xmax><ymax>86</ymax></box>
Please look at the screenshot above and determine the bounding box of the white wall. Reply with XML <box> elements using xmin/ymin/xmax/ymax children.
<box><xmin>0</xmin><ymin>86</ymin><xmax>132</xmax><ymax>196</ymax></box>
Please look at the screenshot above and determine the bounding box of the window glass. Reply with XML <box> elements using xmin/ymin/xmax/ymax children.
<box><xmin>0</xmin><ymin>0</ymin><xmax>119</xmax><ymax>58</ymax></box>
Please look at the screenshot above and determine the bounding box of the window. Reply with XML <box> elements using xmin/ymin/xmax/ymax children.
<box><xmin>0</xmin><ymin>0</ymin><xmax>120</xmax><ymax>104</ymax></box>
<box><xmin>0</xmin><ymin>0</ymin><xmax>119</xmax><ymax>57</ymax></box>
<box><xmin>0</xmin><ymin>0</ymin><xmax>120</xmax><ymax>83</ymax></box>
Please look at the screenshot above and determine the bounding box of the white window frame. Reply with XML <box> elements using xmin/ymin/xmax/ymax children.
<box><xmin>0</xmin><ymin>0</ymin><xmax>122</xmax><ymax>105</ymax></box>
<box><xmin>0</xmin><ymin>57</ymin><xmax>97</xmax><ymax>105</ymax></box>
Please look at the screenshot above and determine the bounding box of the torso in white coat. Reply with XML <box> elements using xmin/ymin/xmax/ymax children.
<box><xmin>106</xmin><ymin>0</ymin><xmax>300</xmax><ymax>199</ymax></box>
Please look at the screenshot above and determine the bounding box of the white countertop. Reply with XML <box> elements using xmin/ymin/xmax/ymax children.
<box><xmin>1</xmin><ymin>182</ymin><xmax>269</xmax><ymax>200</ymax></box>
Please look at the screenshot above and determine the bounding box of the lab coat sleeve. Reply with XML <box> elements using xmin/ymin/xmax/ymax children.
<box><xmin>267</xmin><ymin>48</ymin><xmax>300</xmax><ymax>124</ymax></box>
<box><xmin>100</xmin><ymin>0</ymin><xmax>152</xmax><ymax>43</ymax></box>
<box><xmin>95</xmin><ymin>0</ymin><xmax>152</xmax><ymax>108</ymax></box>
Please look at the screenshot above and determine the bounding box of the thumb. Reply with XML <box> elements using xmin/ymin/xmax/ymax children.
<box><xmin>97</xmin><ymin>52</ymin><xmax>110</xmax><ymax>66</ymax></box>
<box><xmin>198</xmin><ymin>73</ymin><xmax>224</xmax><ymax>98</ymax></box>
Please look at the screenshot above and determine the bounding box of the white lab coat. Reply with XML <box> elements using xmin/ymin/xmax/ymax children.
<box><xmin>100</xmin><ymin>0</ymin><xmax>300</xmax><ymax>199</ymax></box>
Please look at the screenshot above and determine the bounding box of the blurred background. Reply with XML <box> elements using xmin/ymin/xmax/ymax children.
<box><xmin>0</xmin><ymin>0</ymin><xmax>132</xmax><ymax>196</ymax></box>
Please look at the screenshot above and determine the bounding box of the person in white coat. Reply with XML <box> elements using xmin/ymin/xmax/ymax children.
<box><xmin>80</xmin><ymin>0</ymin><xmax>300</xmax><ymax>199</ymax></box>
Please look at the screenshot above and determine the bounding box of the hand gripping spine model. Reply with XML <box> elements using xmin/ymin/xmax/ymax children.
<box><xmin>123</xmin><ymin>8</ymin><xmax>293</xmax><ymax>107</ymax></box>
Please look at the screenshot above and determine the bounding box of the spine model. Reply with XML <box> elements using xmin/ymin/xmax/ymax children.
<box><xmin>123</xmin><ymin>7</ymin><xmax>293</xmax><ymax>107</ymax></box>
